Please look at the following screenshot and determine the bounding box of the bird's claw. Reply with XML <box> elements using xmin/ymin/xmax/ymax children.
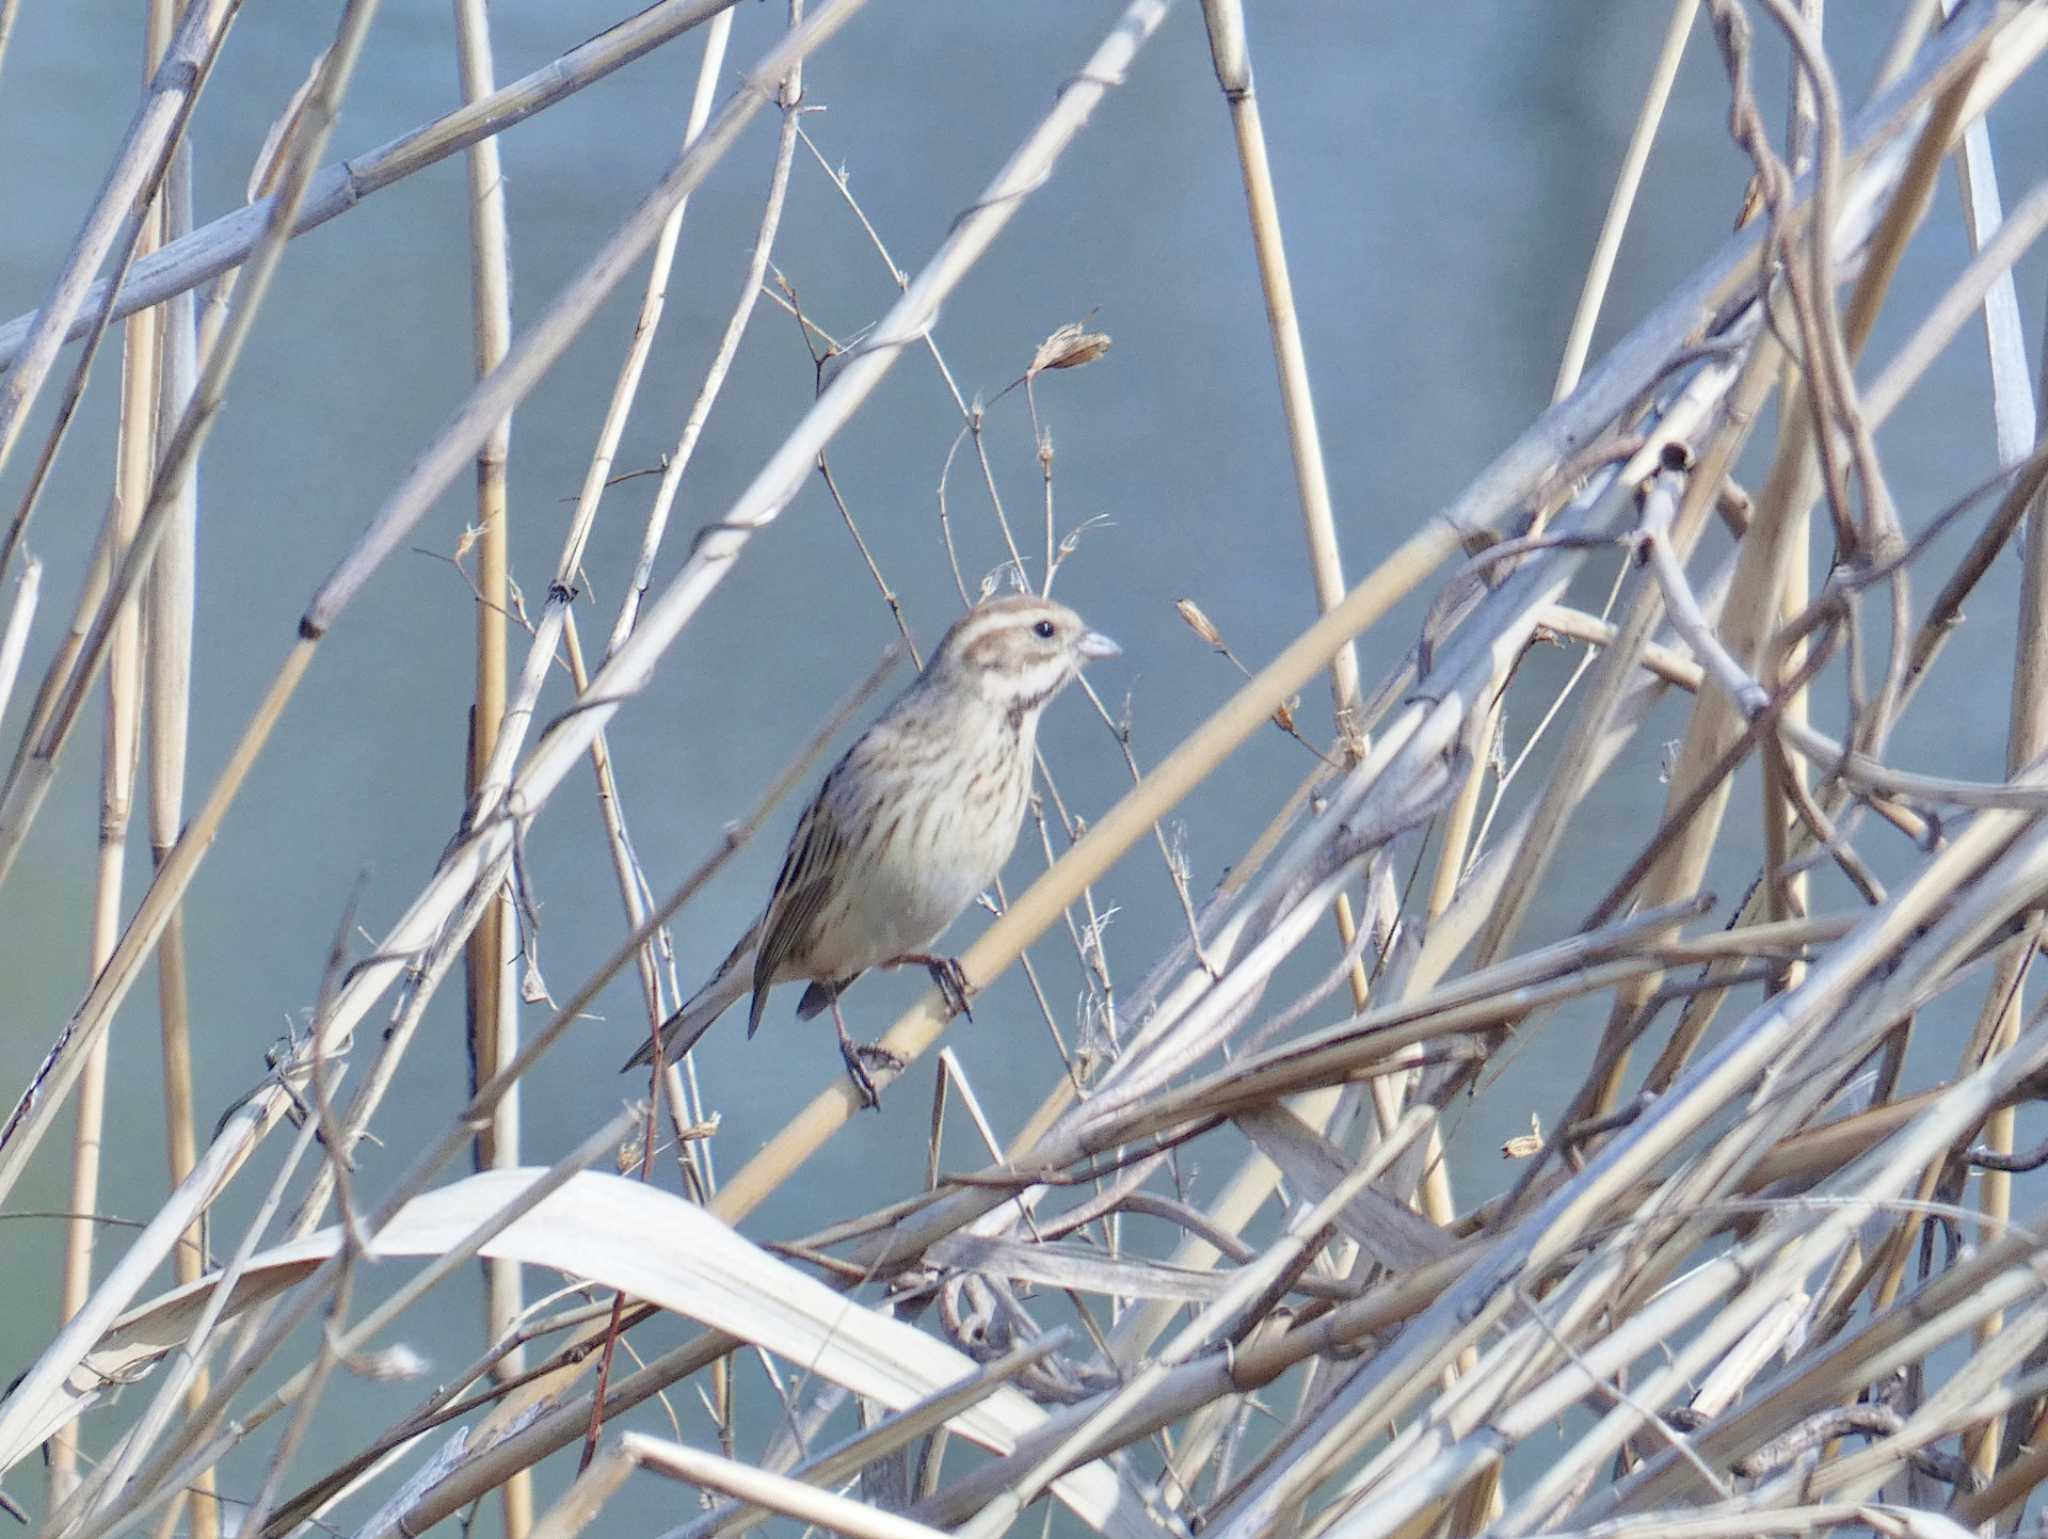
<box><xmin>927</xmin><ymin>957</ymin><xmax>974</xmax><ymax>1022</ymax></box>
<box><xmin>886</xmin><ymin>952</ymin><xmax>975</xmax><ymax>1021</ymax></box>
<box><xmin>840</xmin><ymin>1039</ymin><xmax>906</xmax><ymax>1110</ymax></box>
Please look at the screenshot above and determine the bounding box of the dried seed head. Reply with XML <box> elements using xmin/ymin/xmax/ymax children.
<box><xmin>1176</xmin><ymin>598</ymin><xmax>1226</xmax><ymax>650</ymax></box>
<box><xmin>1272</xmin><ymin>697</ymin><xmax>1299</xmax><ymax>735</ymax></box>
<box><xmin>345</xmin><ymin>1343</ymin><xmax>430</xmax><ymax>1382</ymax></box>
<box><xmin>616</xmin><ymin>1128</ymin><xmax>645</xmax><ymax>1174</ymax></box>
<box><xmin>1029</xmin><ymin>322</ymin><xmax>1113</xmax><ymax>377</ymax></box>
<box><xmin>1502</xmin><ymin>1114</ymin><xmax>1544</xmax><ymax>1160</ymax></box>
<box><xmin>1734</xmin><ymin>171</ymin><xmax>1765</xmax><ymax>230</ymax></box>
<box><xmin>520</xmin><ymin>961</ymin><xmax>551</xmax><ymax>1005</ymax></box>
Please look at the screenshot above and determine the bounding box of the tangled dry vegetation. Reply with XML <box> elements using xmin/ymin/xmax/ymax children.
<box><xmin>7</xmin><ymin>1</ymin><xmax>2048</xmax><ymax>1537</ymax></box>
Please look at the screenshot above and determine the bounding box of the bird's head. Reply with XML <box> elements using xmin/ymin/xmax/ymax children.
<box><xmin>928</xmin><ymin>595</ymin><xmax>1120</xmax><ymax>722</ymax></box>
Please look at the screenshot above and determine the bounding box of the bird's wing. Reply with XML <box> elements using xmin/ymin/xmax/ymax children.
<box><xmin>747</xmin><ymin>788</ymin><xmax>851</xmax><ymax>1036</ymax></box>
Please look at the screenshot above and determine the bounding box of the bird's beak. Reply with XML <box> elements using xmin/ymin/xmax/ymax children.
<box><xmin>1078</xmin><ymin>631</ymin><xmax>1121</xmax><ymax>661</ymax></box>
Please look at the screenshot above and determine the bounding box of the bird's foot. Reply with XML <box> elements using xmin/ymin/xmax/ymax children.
<box><xmin>838</xmin><ymin>1035</ymin><xmax>905</xmax><ymax>1111</ymax></box>
<box><xmin>888</xmin><ymin>952</ymin><xmax>974</xmax><ymax>1022</ymax></box>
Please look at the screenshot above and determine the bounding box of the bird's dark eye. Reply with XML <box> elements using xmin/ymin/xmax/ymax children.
<box><xmin>1033</xmin><ymin>619</ymin><xmax>1056</xmax><ymax>639</ymax></box>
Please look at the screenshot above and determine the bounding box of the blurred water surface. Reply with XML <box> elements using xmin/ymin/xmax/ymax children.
<box><xmin>0</xmin><ymin>2</ymin><xmax>2044</xmax><ymax>1531</ymax></box>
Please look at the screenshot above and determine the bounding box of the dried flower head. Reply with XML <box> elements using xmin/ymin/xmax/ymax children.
<box><xmin>344</xmin><ymin>1343</ymin><xmax>430</xmax><ymax>1382</ymax></box>
<box><xmin>1176</xmin><ymin>598</ymin><xmax>1226</xmax><ymax>651</ymax></box>
<box><xmin>1029</xmin><ymin>321</ymin><xmax>1113</xmax><ymax>377</ymax></box>
<box><xmin>1733</xmin><ymin>171</ymin><xmax>1765</xmax><ymax>231</ymax></box>
<box><xmin>1502</xmin><ymin>1114</ymin><xmax>1544</xmax><ymax>1160</ymax></box>
<box><xmin>615</xmin><ymin>1128</ymin><xmax>646</xmax><ymax>1174</ymax></box>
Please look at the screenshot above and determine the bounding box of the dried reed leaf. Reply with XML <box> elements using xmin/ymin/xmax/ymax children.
<box><xmin>28</xmin><ymin>1171</ymin><xmax>1144</xmax><ymax>1534</ymax></box>
<box><xmin>1235</xmin><ymin>1105</ymin><xmax>1454</xmax><ymax>1271</ymax></box>
<box><xmin>928</xmin><ymin>1234</ymin><xmax>1235</xmax><ymax>1302</ymax></box>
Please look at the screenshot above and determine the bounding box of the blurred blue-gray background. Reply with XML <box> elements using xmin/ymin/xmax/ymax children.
<box><xmin>1</xmin><ymin>3</ymin><xmax>2045</xmax><ymax>1532</ymax></box>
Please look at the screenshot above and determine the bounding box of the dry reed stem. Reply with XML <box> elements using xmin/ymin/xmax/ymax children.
<box><xmin>581</xmin><ymin>0</ymin><xmax>808</xmax><ymax>1470</ymax></box>
<box><xmin>16</xmin><ymin>6</ymin><xmax>1179</xmax><ymax>1516</ymax></box>
<box><xmin>1946</xmin><ymin>14</ymin><xmax>2038</xmax><ymax>463</ymax></box>
<box><xmin>1553</xmin><ymin>0</ymin><xmax>1701</xmax><ymax>401</ymax></box>
<box><xmin>65</xmin><ymin>1110</ymin><xmax>328</xmax><ymax>1539</ymax></box>
<box><xmin>0</xmin><ymin>0</ymin><xmax>235</xmax><ymax>589</ymax></box>
<box><xmin>449</xmin><ymin>13</ymin><xmax>525</xmax><ymax>1529</ymax></box>
<box><xmin>0</xmin><ymin>0</ymin><xmax>856</xmax><ymax>1213</ymax></box>
<box><xmin>10</xmin><ymin>6</ymin><xmax>2048</xmax><ymax>1538</ymax></box>
<box><xmin>56</xmin><ymin>74</ymin><xmax>168</xmax><ymax>1513</ymax></box>
<box><xmin>1966</xmin><ymin>146</ymin><xmax>2048</xmax><ymax>1488</ymax></box>
<box><xmin>0</xmin><ymin>1052</ymin><xmax>313</xmax><ymax>1490</ymax></box>
<box><xmin>595</xmin><ymin>17</ymin><xmax>744</xmax><ymax>666</ymax></box>
<box><xmin>626</xmin><ymin>1432</ymin><xmax>953</xmax><ymax>1539</ymax></box>
<box><xmin>1210</xmin><ymin>779</ymin><xmax>2048</xmax><ymax>1533</ymax></box>
<box><xmin>1198</xmin><ymin>0</ymin><xmax>1359</xmax><ymax>726</ymax></box>
<box><xmin>854</xmin><ymin>350</ymin><xmax>1744</xmax><ymax>1361</ymax></box>
<box><xmin>0</xmin><ymin>0</ymin><xmax>392</xmax><ymax>1170</ymax></box>
<box><xmin>240</xmin><ymin>653</ymin><xmax>900</xmax><ymax>1537</ymax></box>
<box><xmin>671</xmin><ymin>1334</ymin><xmax>1071</xmax><ymax>1539</ymax></box>
<box><xmin>559</xmin><ymin>14</ymin><xmax>739</xmax><ymax>1189</ymax></box>
<box><xmin>0</xmin><ymin>554</ymin><xmax>39</xmax><ymax>727</ymax></box>
<box><xmin>141</xmin><ymin>109</ymin><xmax>212</xmax><ymax>1539</ymax></box>
<box><xmin>0</xmin><ymin>0</ymin><xmax>747</xmax><ymax>376</ymax></box>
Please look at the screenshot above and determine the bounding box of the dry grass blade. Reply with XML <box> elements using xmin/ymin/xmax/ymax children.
<box><xmin>616</xmin><ymin>1432</ymin><xmax>951</xmax><ymax>1539</ymax></box>
<box><xmin>89</xmin><ymin>1169</ymin><xmax>1134</xmax><ymax>1532</ymax></box>
<box><xmin>0</xmin><ymin>553</ymin><xmax>37</xmax><ymax>725</ymax></box>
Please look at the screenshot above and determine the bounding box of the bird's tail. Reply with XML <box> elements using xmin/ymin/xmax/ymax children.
<box><xmin>620</xmin><ymin>965</ymin><xmax>750</xmax><ymax>1072</ymax></box>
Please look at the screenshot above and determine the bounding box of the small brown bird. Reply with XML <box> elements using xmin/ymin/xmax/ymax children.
<box><xmin>624</xmin><ymin>595</ymin><xmax>1120</xmax><ymax>1105</ymax></box>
